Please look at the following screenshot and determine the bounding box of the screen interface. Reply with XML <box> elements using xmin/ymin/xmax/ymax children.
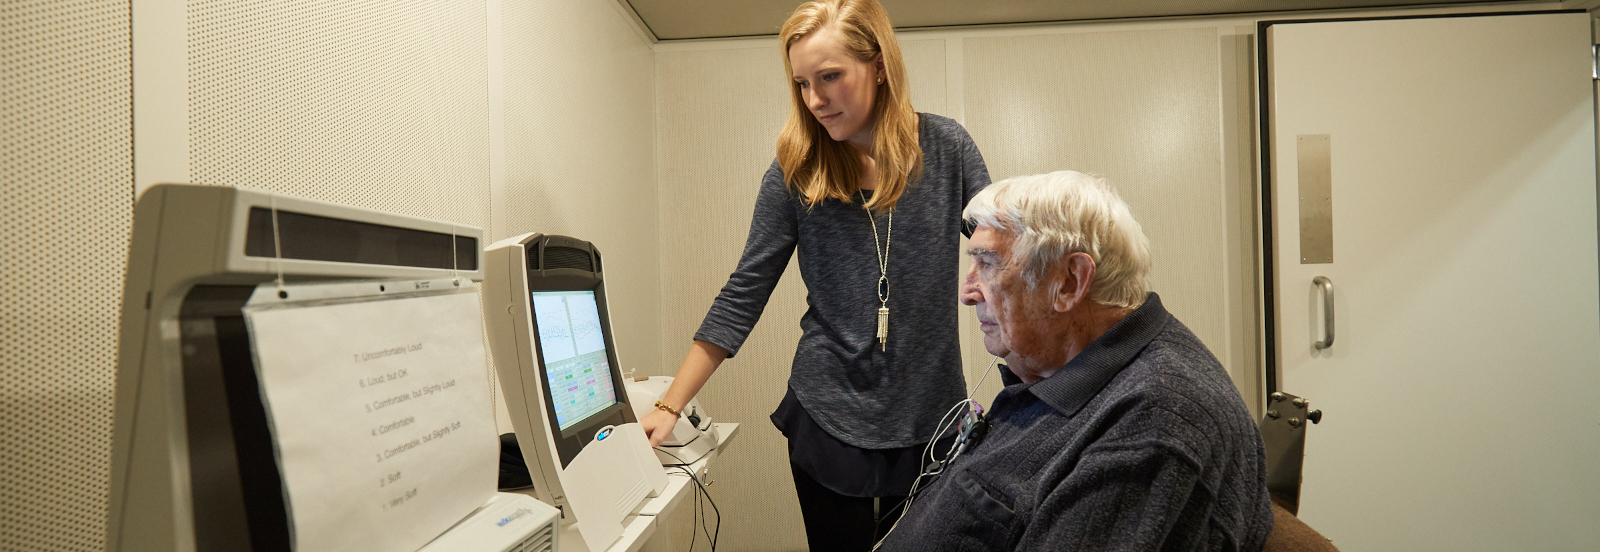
<box><xmin>530</xmin><ymin>290</ymin><xmax>618</xmax><ymax>431</ymax></box>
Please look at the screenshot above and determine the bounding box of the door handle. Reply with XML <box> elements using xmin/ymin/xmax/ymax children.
<box><xmin>1313</xmin><ymin>276</ymin><xmax>1335</xmax><ymax>350</ymax></box>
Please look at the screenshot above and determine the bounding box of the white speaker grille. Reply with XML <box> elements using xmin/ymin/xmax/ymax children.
<box><xmin>186</xmin><ymin>0</ymin><xmax>491</xmax><ymax>230</ymax></box>
<box><xmin>2</xmin><ymin>1</ymin><xmax>131</xmax><ymax>550</ymax></box>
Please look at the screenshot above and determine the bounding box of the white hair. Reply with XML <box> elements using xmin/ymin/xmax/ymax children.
<box><xmin>963</xmin><ymin>170</ymin><xmax>1151</xmax><ymax>309</ymax></box>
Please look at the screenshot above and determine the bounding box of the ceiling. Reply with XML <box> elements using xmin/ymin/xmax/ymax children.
<box><xmin>622</xmin><ymin>0</ymin><xmax>1530</xmax><ymax>40</ymax></box>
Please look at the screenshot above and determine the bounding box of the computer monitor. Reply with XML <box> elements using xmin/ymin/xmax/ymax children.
<box><xmin>530</xmin><ymin>290</ymin><xmax>619</xmax><ymax>433</ymax></box>
<box><xmin>482</xmin><ymin>233</ymin><xmax>665</xmax><ymax>551</ymax></box>
<box><xmin>512</xmin><ymin>236</ymin><xmax>632</xmax><ymax>464</ymax></box>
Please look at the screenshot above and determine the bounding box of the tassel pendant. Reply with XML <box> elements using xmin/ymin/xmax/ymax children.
<box><xmin>877</xmin><ymin>306</ymin><xmax>889</xmax><ymax>351</ymax></box>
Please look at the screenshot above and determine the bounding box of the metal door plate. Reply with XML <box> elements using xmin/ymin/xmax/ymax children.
<box><xmin>1297</xmin><ymin>134</ymin><xmax>1333</xmax><ymax>264</ymax></box>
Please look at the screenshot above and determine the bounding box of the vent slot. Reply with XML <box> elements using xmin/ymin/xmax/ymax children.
<box><xmin>541</xmin><ymin>246</ymin><xmax>592</xmax><ymax>272</ymax></box>
<box><xmin>512</xmin><ymin>523</ymin><xmax>556</xmax><ymax>552</ymax></box>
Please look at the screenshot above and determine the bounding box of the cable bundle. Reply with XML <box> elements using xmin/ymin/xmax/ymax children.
<box><xmin>871</xmin><ymin>356</ymin><xmax>1001</xmax><ymax>550</ymax></box>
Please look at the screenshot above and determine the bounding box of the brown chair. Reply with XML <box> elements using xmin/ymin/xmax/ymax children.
<box><xmin>1259</xmin><ymin>393</ymin><xmax>1338</xmax><ymax>552</ymax></box>
<box><xmin>1265</xmin><ymin>499</ymin><xmax>1338</xmax><ymax>551</ymax></box>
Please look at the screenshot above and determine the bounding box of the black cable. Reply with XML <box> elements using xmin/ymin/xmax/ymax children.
<box><xmin>655</xmin><ymin>447</ymin><xmax>701</xmax><ymax>552</ymax></box>
<box><xmin>695</xmin><ymin>472</ymin><xmax>705</xmax><ymax>552</ymax></box>
<box><xmin>687</xmin><ymin>465</ymin><xmax>698</xmax><ymax>552</ymax></box>
<box><xmin>656</xmin><ymin>447</ymin><xmax>722</xmax><ymax>551</ymax></box>
<box><xmin>674</xmin><ymin>465</ymin><xmax>721</xmax><ymax>551</ymax></box>
<box><xmin>694</xmin><ymin>473</ymin><xmax>707</xmax><ymax>549</ymax></box>
<box><xmin>683</xmin><ymin>463</ymin><xmax>707</xmax><ymax>552</ymax></box>
<box><xmin>689</xmin><ymin>466</ymin><xmax>715</xmax><ymax>550</ymax></box>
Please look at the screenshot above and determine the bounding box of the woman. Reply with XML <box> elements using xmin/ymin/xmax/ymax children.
<box><xmin>640</xmin><ymin>0</ymin><xmax>990</xmax><ymax>549</ymax></box>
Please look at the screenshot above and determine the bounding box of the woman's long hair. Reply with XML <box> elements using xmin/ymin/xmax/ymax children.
<box><xmin>778</xmin><ymin>0</ymin><xmax>921</xmax><ymax>212</ymax></box>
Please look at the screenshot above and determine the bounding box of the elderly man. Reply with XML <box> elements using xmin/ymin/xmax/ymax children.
<box><xmin>877</xmin><ymin>171</ymin><xmax>1273</xmax><ymax>551</ymax></box>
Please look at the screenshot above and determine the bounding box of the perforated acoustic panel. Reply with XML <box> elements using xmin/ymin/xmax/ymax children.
<box><xmin>899</xmin><ymin>38</ymin><xmax>947</xmax><ymax>116</ymax></box>
<box><xmin>186</xmin><ymin>0</ymin><xmax>490</xmax><ymax>231</ymax></box>
<box><xmin>2</xmin><ymin>1</ymin><xmax>131</xmax><ymax>551</ymax></box>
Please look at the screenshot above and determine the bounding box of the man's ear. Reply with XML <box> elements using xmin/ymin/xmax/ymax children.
<box><xmin>1052</xmin><ymin>252</ymin><xmax>1095</xmax><ymax>313</ymax></box>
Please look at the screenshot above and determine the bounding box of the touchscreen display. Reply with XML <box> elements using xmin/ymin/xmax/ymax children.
<box><xmin>529</xmin><ymin>290</ymin><xmax>618</xmax><ymax>430</ymax></box>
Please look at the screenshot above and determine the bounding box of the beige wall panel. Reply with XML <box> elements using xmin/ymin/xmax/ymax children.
<box><xmin>964</xmin><ymin>28</ymin><xmax>1236</xmax><ymax>377</ymax></box>
<box><xmin>501</xmin><ymin>0</ymin><xmax>658</xmax><ymax>383</ymax></box>
<box><xmin>2</xmin><ymin>1</ymin><xmax>130</xmax><ymax>550</ymax></box>
<box><xmin>654</xmin><ymin>44</ymin><xmax>808</xmax><ymax>551</ymax></box>
<box><xmin>185</xmin><ymin>0</ymin><xmax>491</xmax><ymax>231</ymax></box>
<box><xmin>900</xmin><ymin>38</ymin><xmax>948</xmax><ymax>117</ymax></box>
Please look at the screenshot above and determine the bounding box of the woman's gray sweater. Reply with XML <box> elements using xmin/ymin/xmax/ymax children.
<box><xmin>694</xmin><ymin>113</ymin><xmax>990</xmax><ymax>449</ymax></box>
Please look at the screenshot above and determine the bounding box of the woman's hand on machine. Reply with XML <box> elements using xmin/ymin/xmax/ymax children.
<box><xmin>641</xmin><ymin>408</ymin><xmax>678</xmax><ymax>447</ymax></box>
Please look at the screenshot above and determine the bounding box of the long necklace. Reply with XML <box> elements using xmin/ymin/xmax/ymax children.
<box><xmin>862</xmin><ymin>190</ymin><xmax>892</xmax><ymax>351</ymax></box>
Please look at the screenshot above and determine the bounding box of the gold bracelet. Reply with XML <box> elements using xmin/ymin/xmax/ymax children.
<box><xmin>654</xmin><ymin>400</ymin><xmax>682</xmax><ymax>417</ymax></box>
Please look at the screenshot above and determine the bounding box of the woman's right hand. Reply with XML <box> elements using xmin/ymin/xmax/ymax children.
<box><xmin>644</xmin><ymin>340</ymin><xmax>729</xmax><ymax>447</ymax></box>
<box><xmin>641</xmin><ymin>408</ymin><xmax>680</xmax><ymax>447</ymax></box>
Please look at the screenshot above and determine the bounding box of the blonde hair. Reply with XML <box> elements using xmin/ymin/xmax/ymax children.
<box><xmin>778</xmin><ymin>0</ymin><xmax>920</xmax><ymax>212</ymax></box>
<box><xmin>963</xmin><ymin>171</ymin><xmax>1152</xmax><ymax>309</ymax></box>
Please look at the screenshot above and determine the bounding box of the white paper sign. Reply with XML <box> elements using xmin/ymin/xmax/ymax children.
<box><xmin>244</xmin><ymin>285</ymin><xmax>497</xmax><ymax>552</ymax></box>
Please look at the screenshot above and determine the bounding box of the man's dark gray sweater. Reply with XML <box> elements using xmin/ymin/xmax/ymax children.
<box><xmin>879</xmin><ymin>294</ymin><xmax>1274</xmax><ymax>551</ymax></box>
<box><xmin>694</xmin><ymin>113</ymin><xmax>990</xmax><ymax>449</ymax></box>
